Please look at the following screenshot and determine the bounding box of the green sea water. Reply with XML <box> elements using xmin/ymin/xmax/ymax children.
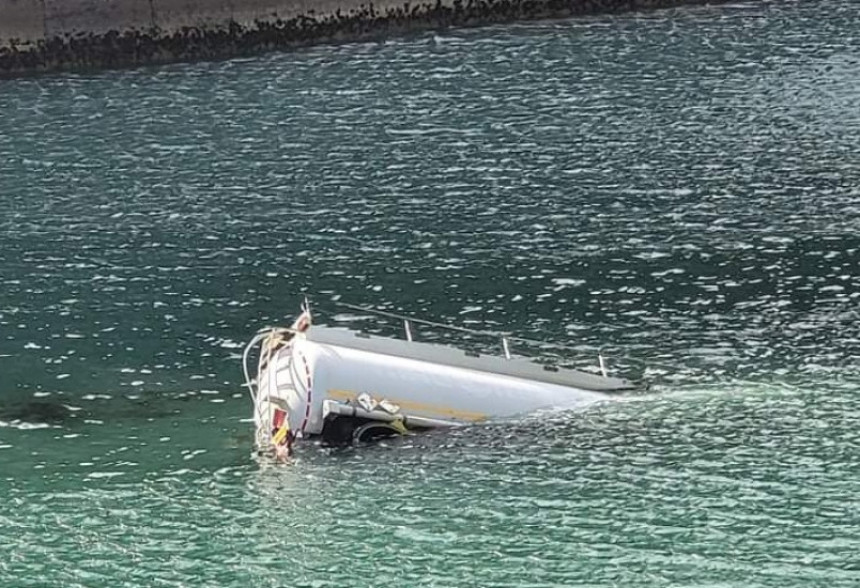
<box><xmin>1</xmin><ymin>1</ymin><xmax>859</xmax><ymax>586</ymax></box>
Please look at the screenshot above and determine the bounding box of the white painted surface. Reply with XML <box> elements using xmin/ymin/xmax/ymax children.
<box><xmin>255</xmin><ymin>332</ymin><xmax>609</xmax><ymax>437</ymax></box>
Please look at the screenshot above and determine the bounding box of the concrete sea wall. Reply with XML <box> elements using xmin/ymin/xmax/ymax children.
<box><xmin>1</xmin><ymin>0</ymin><xmax>732</xmax><ymax>76</ymax></box>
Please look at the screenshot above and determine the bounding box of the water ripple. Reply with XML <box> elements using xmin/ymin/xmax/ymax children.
<box><xmin>1</xmin><ymin>0</ymin><xmax>859</xmax><ymax>586</ymax></box>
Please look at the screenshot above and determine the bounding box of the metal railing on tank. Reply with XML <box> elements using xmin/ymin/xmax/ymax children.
<box><xmin>331</xmin><ymin>301</ymin><xmax>611</xmax><ymax>378</ymax></box>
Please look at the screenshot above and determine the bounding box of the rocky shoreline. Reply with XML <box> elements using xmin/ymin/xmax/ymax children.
<box><xmin>0</xmin><ymin>0</ymin><xmax>734</xmax><ymax>77</ymax></box>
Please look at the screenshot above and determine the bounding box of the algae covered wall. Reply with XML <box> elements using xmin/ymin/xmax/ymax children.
<box><xmin>1</xmin><ymin>0</ymin><xmax>44</xmax><ymax>44</ymax></box>
<box><xmin>0</xmin><ymin>0</ymin><xmax>731</xmax><ymax>75</ymax></box>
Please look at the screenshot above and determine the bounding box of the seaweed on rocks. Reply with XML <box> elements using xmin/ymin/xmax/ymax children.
<box><xmin>0</xmin><ymin>0</ymin><xmax>731</xmax><ymax>77</ymax></box>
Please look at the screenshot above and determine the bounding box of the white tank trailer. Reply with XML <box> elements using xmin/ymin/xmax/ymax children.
<box><xmin>243</xmin><ymin>307</ymin><xmax>637</xmax><ymax>453</ymax></box>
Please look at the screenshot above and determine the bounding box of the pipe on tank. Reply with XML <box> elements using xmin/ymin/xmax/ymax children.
<box><xmin>321</xmin><ymin>399</ymin><xmax>460</xmax><ymax>429</ymax></box>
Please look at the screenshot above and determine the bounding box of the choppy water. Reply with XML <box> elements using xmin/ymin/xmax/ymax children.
<box><xmin>1</xmin><ymin>0</ymin><xmax>859</xmax><ymax>586</ymax></box>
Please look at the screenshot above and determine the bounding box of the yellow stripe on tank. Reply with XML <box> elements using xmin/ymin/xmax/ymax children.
<box><xmin>327</xmin><ymin>389</ymin><xmax>487</xmax><ymax>422</ymax></box>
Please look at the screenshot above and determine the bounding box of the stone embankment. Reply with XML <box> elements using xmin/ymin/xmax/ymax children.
<box><xmin>1</xmin><ymin>0</ymin><xmax>729</xmax><ymax>76</ymax></box>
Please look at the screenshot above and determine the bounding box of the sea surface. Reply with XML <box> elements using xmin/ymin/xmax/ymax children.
<box><xmin>1</xmin><ymin>0</ymin><xmax>859</xmax><ymax>586</ymax></box>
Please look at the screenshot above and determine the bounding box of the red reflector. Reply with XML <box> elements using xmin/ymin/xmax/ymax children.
<box><xmin>272</xmin><ymin>408</ymin><xmax>287</xmax><ymax>429</ymax></box>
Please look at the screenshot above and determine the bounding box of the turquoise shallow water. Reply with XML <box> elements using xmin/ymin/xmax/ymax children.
<box><xmin>1</xmin><ymin>0</ymin><xmax>859</xmax><ymax>586</ymax></box>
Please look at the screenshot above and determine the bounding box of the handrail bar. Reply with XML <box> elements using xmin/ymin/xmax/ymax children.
<box><xmin>333</xmin><ymin>301</ymin><xmax>598</xmax><ymax>357</ymax></box>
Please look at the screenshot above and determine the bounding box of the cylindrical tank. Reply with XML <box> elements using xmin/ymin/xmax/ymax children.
<box><xmin>256</xmin><ymin>332</ymin><xmax>609</xmax><ymax>438</ymax></box>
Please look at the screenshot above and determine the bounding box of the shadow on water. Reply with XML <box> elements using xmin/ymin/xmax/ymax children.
<box><xmin>0</xmin><ymin>399</ymin><xmax>72</xmax><ymax>425</ymax></box>
<box><xmin>0</xmin><ymin>391</ymin><xmax>206</xmax><ymax>428</ymax></box>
